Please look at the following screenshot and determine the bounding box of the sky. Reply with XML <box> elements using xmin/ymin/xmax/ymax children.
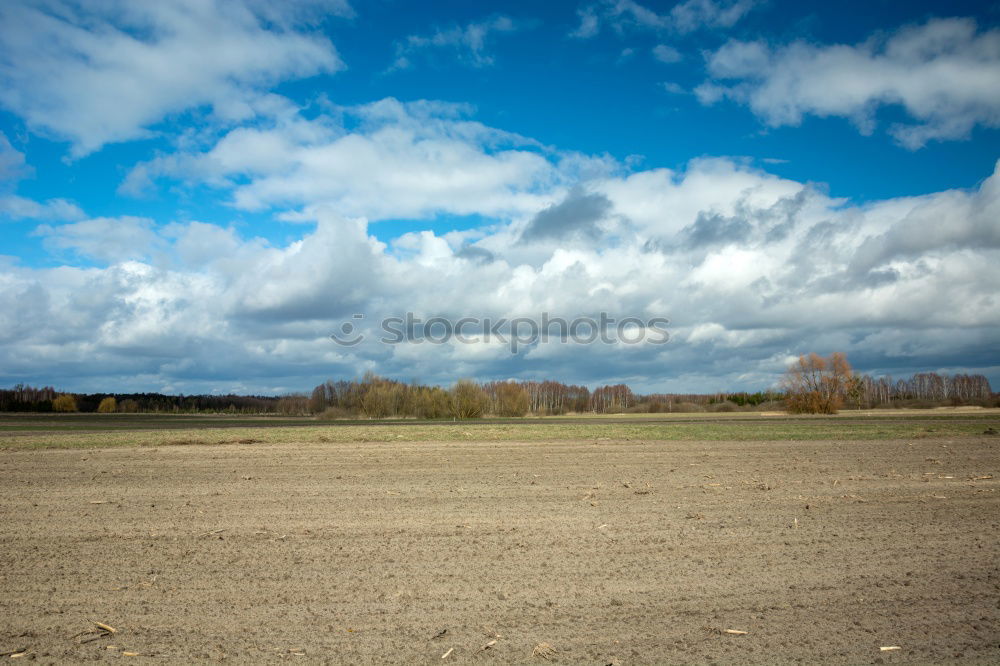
<box><xmin>1</xmin><ymin>0</ymin><xmax>999</xmax><ymax>396</ymax></box>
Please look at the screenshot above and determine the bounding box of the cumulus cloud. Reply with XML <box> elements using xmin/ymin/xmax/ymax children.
<box><xmin>847</xmin><ymin>173</ymin><xmax>1000</xmax><ymax>275</ymax></box>
<box><xmin>122</xmin><ymin>97</ymin><xmax>617</xmax><ymax>221</ymax></box>
<box><xmin>697</xmin><ymin>18</ymin><xmax>1000</xmax><ymax>148</ymax></box>
<box><xmin>519</xmin><ymin>189</ymin><xmax>614</xmax><ymax>242</ymax></box>
<box><xmin>570</xmin><ymin>0</ymin><xmax>757</xmax><ymax>38</ymax></box>
<box><xmin>3</xmin><ymin>157</ymin><xmax>998</xmax><ymax>393</ymax></box>
<box><xmin>0</xmin><ymin>0</ymin><xmax>347</xmax><ymax>156</ymax></box>
<box><xmin>454</xmin><ymin>245</ymin><xmax>496</xmax><ymax>264</ymax></box>
<box><xmin>34</xmin><ymin>217</ymin><xmax>162</xmax><ymax>262</ymax></box>
<box><xmin>391</xmin><ymin>15</ymin><xmax>519</xmax><ymax>70</ymax></box>
<box><xmin>0</xmin><ymin>195</ymin><xmax>85</xmax><ymax>222</ymax></box>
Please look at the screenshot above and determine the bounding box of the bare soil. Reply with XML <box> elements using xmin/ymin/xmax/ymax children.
<box><xmin>1</xmin><ymin>437</ymin><xmax>998</xmax><ymax>664</ymax></box>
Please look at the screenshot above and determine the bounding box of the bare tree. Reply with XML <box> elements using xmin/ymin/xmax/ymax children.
<box><xmin>782</xmin><ymin>352</ymin><xmax>853</xmax><ymax>414</ymax></box>
<box><xmin>489</xmin><ymin>381</ymin><xmax>529</xmax><ymax>417</ymax></box>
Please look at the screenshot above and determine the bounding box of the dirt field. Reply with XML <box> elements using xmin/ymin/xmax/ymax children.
<box><xmin>1</xmin><ymin>436</ymin><xmax>998</xmax><ymax>663</ymax></box>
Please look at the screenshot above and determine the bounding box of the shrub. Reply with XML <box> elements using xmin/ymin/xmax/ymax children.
<box><xmin>362</xmin><ymin>385</ymin><xmax>395</xmax><ymax>419</ymax></box>
<box><xmin>671</xmin><ymin>401</ymin><xmax>706</xmax><ymax>413</ymax></box>
<box><xmin>118</xmin><ymin>399</ymin><xmax>140</xmax><ymax>413</ymax></box>
<box><xmin>451</xmin><ymin>379</ymin><xmax>487</xmax><ymax>419</ymax></box>
<box><xmin>414</xmin><ymin>387</ymin><xmax>451</xmax><ymax>419</ymax></box>
<box><xmin>97</xmin><ymin>396</ymin><xmax>117</xmax><ymax>413</ymax></box>
<box><xmin>493</xmin><ymin>382</ymin><xmax>529</xmax><ymax>417</ymax></box>
<box><xmin>316</xmin><ymin>405</ymin><xmax>355</xmax><ymax>420</ymax></box>
<box><xmin>52</xmin><ymin>394</ymin><xmax>78</xmax><ymax>412</ymax></box>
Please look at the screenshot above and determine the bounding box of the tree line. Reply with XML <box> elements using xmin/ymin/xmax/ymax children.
<box><xmin>1</xmin><ymin>362</ymin><xmax>994</xmax><ymax>416</ymax></box>
<box><xmin>0</xmin><ymin>385</ymin><xmax>287</xmax><ymax>414</ymax></box>
<box><xmin>306</xmin><ymin>374</ymin><xmax>632</xmax><ymax>419</ymax></box>
<box><xmin>852</xmin><ymin>372</ymin><xmax>993</xmax><ymax>407</ymax></box>
<box><xmin>782</xmin><ymin>353</ymin><xmax>995</xmax><ymax>414</ymax></box>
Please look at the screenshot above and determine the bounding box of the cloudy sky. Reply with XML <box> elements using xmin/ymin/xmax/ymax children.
<box><xmin>1</xmin><ymin>0</ymin><xmax>998</xmax><ymax>395</ymax></box>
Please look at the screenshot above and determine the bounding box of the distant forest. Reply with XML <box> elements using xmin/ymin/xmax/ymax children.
<box><xmin>1</xmin><ymin>369</ymin><xmax>995</xmax><ymax>416</ymax></box>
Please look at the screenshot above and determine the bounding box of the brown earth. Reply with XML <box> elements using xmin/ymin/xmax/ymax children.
<box><xmin>1</xmin><ymin>437</ymin><xmax>998</xmax><ymax>664</ymax></box>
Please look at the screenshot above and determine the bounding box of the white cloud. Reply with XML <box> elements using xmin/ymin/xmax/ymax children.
<box><xmin>848</xmin><ymin>174</ymin><xmax>1000</xmax><ymax>273</ymax></box>
<box><xmin>34</xmin><ymin>216</ymin><xmax>161</xmax><ymax>262</ymax></box>
<box><xmin>698</xmin><ymin>18</ymin><xmax>1000</xmax><ymax>148</ymax></box>
<box><xmin>652</xmin><ymin>44</ymin><xmax>682</xmax><ymax>63</ymax></box>
<box><xmin>570</xmin><ymin>0</ymin><xmax>757</xmax><ymax>38</ymax></box>
<box><xmin>0</xmin><ymin>132</ymin><xmax>27</xmax><ymax>182</ymax></box>
<box><xmin>4</xmin><ymin>157</ymin><xmax>999</xmax><ymax>393</ymax></box>
<box><xmin>122</xmin><ymin>97</ymin><xmax>618</xmax><ymax>221</ymax></box>
<box><xmin>0</xmin><ymin>0</ymin><xmax>348</xmax><ymax>156</ymax></box>
<box><xmin>598</xmin><ymin>157</ymin><xmax>809</xmax><ymax>237</ymax></box>
<box><xmin>0</xmin><ymin>195</ymin><xmax>85</xmax><ymax>222</ymax></box>
<box><xmin>618</xmin><ymin>47</ymin><xmax>637</xmax><ymax>63</ymax></box>
<box><xmin>570</xmin><ymin>7</ymin><xmax>601</xmax><ymax>39</ymax></box>
<box><xmin>670</xmin><ymin>0</ymin><xmax>756</xmax><ymax>34</ymax></box>
<box><xmin>569</xmin><ymin>0</ymin><xmax>667</xmax><ymax>36</ymax></box>
<box><xmin>390</xmin><ymin>15</ymin><xmax>519</xmax><ymax>70</ymax></box>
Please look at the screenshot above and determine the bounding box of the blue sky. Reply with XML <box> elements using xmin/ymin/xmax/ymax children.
<box><xmin>1</xmin><ymin>0</ymin><xmax>998</xmax><ymax>395</ymax></box>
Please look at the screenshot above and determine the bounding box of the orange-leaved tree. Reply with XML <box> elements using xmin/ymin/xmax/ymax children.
<box><xmin>782</xmin><ymin>352</ymin><xmax>853</xmax><ymax>414</ymax></box>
